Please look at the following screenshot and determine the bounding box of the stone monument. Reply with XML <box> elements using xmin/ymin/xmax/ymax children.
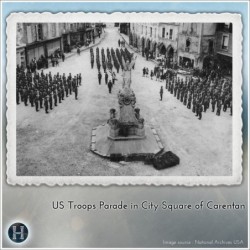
<box><xmin>107</xmin><ymin>55</ymin><xmax>145</xmax><ymax>140</ymax></box>
<box><xmin>91</xmin><ymin>50</ymin><xmax>168</xmax><ymax>164</ymax></box>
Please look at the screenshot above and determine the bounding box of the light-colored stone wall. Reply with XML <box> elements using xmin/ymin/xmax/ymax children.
<box><xmin>215</xmin><ymin>31</ymin><xmax>232</xmax><ymax>57</ymax></box>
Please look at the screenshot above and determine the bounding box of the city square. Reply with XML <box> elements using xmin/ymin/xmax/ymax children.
<box><xmin>16</xmin><ymin>22</ymin><xmax>232</xmax><ymax>177</ymax></box>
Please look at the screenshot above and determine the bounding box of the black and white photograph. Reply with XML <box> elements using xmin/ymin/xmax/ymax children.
<box><xmin>7</xmin><ymin>13</ymin><xmax>242</xmax><ymax>185</ymax></box>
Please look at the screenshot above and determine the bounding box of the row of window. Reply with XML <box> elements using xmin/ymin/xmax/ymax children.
<box><xmin>162</xmin><ymin>28</ymin><xmax>173</xmax><ymax>40</ymax></box>
<box><xmin>24</xmin><ymin>23</ymin><xmax>91</xmax><ymax>43</ymax></box>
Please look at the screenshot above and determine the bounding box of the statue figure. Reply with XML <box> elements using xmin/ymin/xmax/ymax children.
<box><xmin>135</xmin><ymin>108</ymin><xmax>145</xmax><ymax>129</ymax></box>
<box><xmin>121</xmin><ymin>54</ymin><xmax>137</xmax><ymax>89</ymax></box>
<box><xmin>107</xmin><ymin>108</ymin><xmax>119</xmax><ymax>129</ymax></box>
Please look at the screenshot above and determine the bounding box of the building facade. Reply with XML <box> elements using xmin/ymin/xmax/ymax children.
<box><xmin>128</xmin><ymin>22</ymin><xmax>232</xmax><ymax>70</ymax></box>
<box><xmin>130</xmin><ymin>23</ymin><xmax>159</xmax><ymax>57</ymax></box>
<box><xmin>158</xmin><ymin>23</ymin><xmax>180</xmax><ymax>66</ymax></box>
<box><xmin>16</xmin><ymin>22</ymin><xmax>102</xmax><ymax>67</ymax></box>
<box><xmin>214</xmin><ymin>23</ymin><xmax>232</xmax><ymax>75</ymax></box>
<box><xmin>177</xmin><ymin>23</ymin><xmax>217</xmax><ymax>69</ymax></box>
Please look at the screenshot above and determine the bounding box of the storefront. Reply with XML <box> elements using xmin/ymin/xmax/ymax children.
<box><xmin>70</xmin><ymin>32</ymin><xmax>81</xmax><ymax>46</ymax></box>
<box><xmin>120</xmin><ymin>23</ymin><xmax>130</xmax><ymax>35</ymax></box>
<box><xmin>63</xmin><ymin>33</ymin><xmax>71</xmax><ymax>53</ymax></box>
<box><xmin>25</xmin><ymin>37</ymin><xmax>62</xmax><ymax>65</ymax></box>
<box><xmin>26</xmin><ymin>43</ymin><xmax>45</xmax><ymax>65</ymax></box>
<box><xmin>69</xmin><ymin>31</ymin><xmax>86</xmax><ymax>47</ymax></box>
<box><xmin>86</xmin><ymin>28</ymin><xmax>94</xmax><ymax>40</ymax></box>
<box><xmin>216</xmin><ymin>52</ymin><xmax>232</xmax><ymax>76</ymax></box>
<box><xmin>46</xmin><ymin>38</ymin><xmax>61</xmax><ymax>57</ymax></box>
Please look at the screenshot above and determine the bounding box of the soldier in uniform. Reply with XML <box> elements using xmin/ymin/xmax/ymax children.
<box><xmin>160</xmin><ymin>86</ymin><xmax>163</xmax><ymax>101</ymax></box>
<box><xmin>58</xmin><ymin>88</ymin><xmax>62</xmax><ymax>103</ymax></box>
<box><xmin>216</xmin><ymin>100</ymin><xmax>221</xmax><ymax>116</ymax></box>
<box><xmin>183</xmin><ymin>91</ymin><xmax>188</xmax><ymax>106</ymax></box>
<box><xmin>91</xmin><ymin>55</ymin><xmax>94</xmax><ymax>68</ymax></box>
<box><xmin>44</xmin><ymin>96</ymin><xmax>49</xmax><ymax>114</ymax></box>
<box><xmin>112</xmin><ymin>72</ymin><xmax>116</xmax><ymax>85</ymax></box>
<box><xmin>192</xmin><ymin>97</ymin><xmax>196</xmax><ymax>113</ymax></box>
<box><xmin>49</xmin><ymin>93</ymin><xmax>53</xmax><ymax>110</ymax></box>
<box><xmin>39</xmin><ymin>94</ymin><xmax>43</xmax><ymax>109</ymax></box>
<box><xmin>151</xmin><ymin>70</ymin><xmax>154</xmax><ymax>80</ymax></box>
<box><xmin>23</xmin><ymin>88</ymin><xmax>28</xmax><ymax>106</ymax></box>
<box><xmin>53</xmin><ymin>91</ymin><xmax>57</xmax><ymax>106</ymax></box>
<box><xmin>211</xmin><ymin>98</ymin><xmax>216</xmax><ymax>112</ymax></box>
<box><xmin>187</xmin><ymin>94</ymin><xmax>192</xmax><ymax>109</ymax></box>
<box><xmin>74</xmin><ymin>85</ymin><xmax>78</xmax><ymax>100</ymax></box>
<box><xmin>78</xmin><ymin>73</ymin><xmax>82</xmax><ymax>86</ymax></box>
<box><xmin>16</xmin><ymin>89</ymin><xmax>20</xmax><ymax>105</ymax></box>
<box><xmin>98</xmin><ymin>71</ymin><xmax>102</xmax><ymax>85</ymax></box>
<box><xmin>108</xmin><ymin>80</ymin><xmax>113</xmax><ymax>94</ymax></box>
<box><xmin>29</xmin><ymin>89</ymin><xmax>34</xmax><ymax>107</ymax></box>
<box><xmin>67</xmin><ymin>78</ymin><xmax>72</xmax><ymax>95</ymax></box>
<box><xmin>105</xmin><ymin>72</ymin><xmax>108</xmax><ymax>84</ymax></box>
<box><xmin>33</xmin><ymin>94</ymin><xmax>38</xmax><ymax>112</ymax></box>
<box><xmin>61</xmin><ymin>86</ymin><xmax>65</xmax><ymax>100</ymax></box>
<box><xmin>197</xmin><ymin>102</ymin><xmax>203</xmax><ymax>120</ymax></box>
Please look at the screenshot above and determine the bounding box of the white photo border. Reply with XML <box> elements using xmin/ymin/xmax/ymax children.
<box><xmin>6</xmin><ymin>12</ymin><xmax>242</xmax><ymax>186</ymax></box>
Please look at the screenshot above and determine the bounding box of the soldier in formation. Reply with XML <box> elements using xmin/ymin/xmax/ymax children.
<box><xmin>160</xmin><ymin>86</ymin><xmax>163</xmax><ymax>101</ymax></box>
<box><xmin>164</xmin><ymin>72</ymin><xmax>232</xmax><ymax>120</ymax></box>
<box><xmin>16</xmin><ymin>66</ymin><xmax>82</xmax><ymax>114</ymax></box>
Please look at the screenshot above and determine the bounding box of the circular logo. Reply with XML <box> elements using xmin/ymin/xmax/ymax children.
<box><xmin>8</xmin><ymin>223</ymin><xmax>28</xmax><ymax>243</ymax></box>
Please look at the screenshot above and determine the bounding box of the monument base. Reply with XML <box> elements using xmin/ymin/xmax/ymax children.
<box><xmin>91</xmin><ymin>124</ymin><xmax>164</xmax><ymax>161</ymax></box>
<box><xmin>108</xmin><ymin>135</ymin><xmax>146</xmax><ymax>141</ymax></box>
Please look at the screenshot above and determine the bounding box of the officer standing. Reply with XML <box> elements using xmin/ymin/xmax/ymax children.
<box><xmin>160</xmin><ymin>86</ymin><xmax>163</xmax><ymax>101</ymax></box>
<box><xmin>108</xmin><ymin>80</ymin><xmax>113</xmax><ymax>94</ymax></box>
<box><xmin>44</xmin><ymin>96</ymin><xmax>49</xmax><ymax>114</ymax></box>
<box><xmin>98</xmin><ymin>71</ymin><xmax>102</xmax><ymax>85</ymax></box>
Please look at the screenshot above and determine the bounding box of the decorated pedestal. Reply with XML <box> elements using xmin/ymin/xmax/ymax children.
<box><xmin>107</xmin><ymin>87</ymin><xmax>145</xmax><ymax>140</ymax></box>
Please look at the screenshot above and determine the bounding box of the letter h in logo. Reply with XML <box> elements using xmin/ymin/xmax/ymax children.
<box><xmin>12</xmin><ymin>225</ymin><xmax>24</xmax><ymax>240</ymax></box>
